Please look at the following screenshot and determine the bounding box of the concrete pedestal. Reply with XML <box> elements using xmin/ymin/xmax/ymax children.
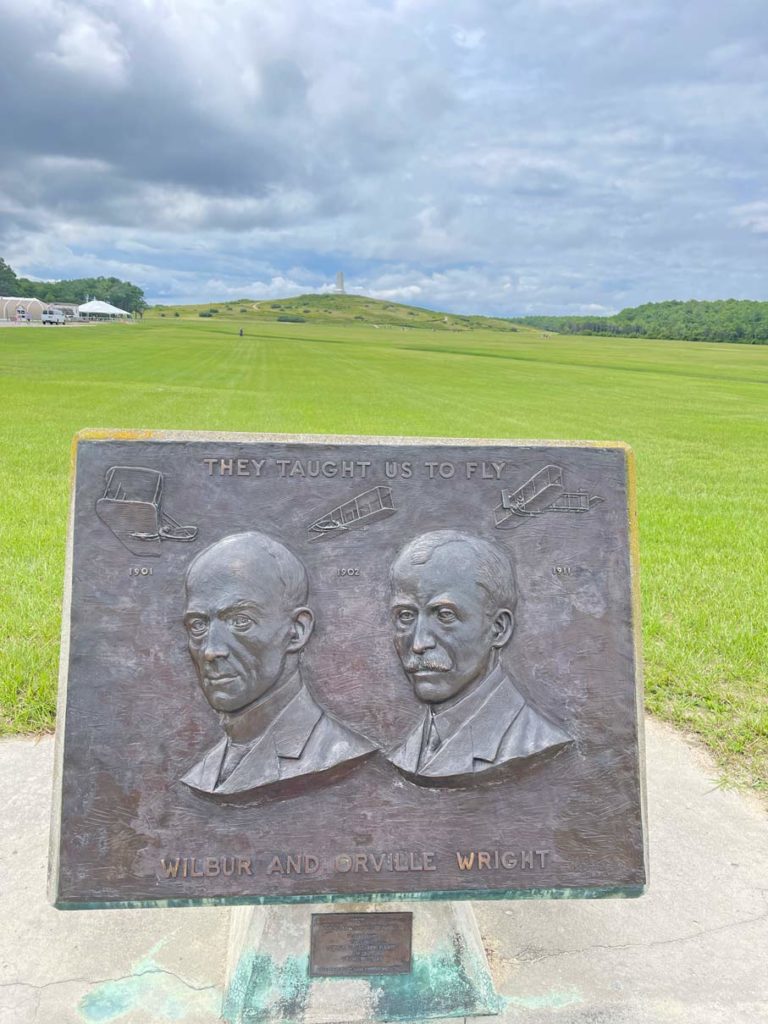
<box><xmin>223</xmin><ymin>902</ymin><xmax>501</xmax><ymax>1024</ymax></box>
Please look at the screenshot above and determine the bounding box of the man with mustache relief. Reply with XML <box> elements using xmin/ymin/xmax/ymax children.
<box><xmin>387</xmin><ymin>530</ymin><xmax>572</xmax><ymax>787</ymax></box>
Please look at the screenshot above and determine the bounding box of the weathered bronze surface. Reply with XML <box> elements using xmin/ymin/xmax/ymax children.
<box><xmin>309</xmin><ymin>912</ymin><xmax>413</xmax><ymax>976</ymax></box>
<box><xmin>49</xmin><ymin>432</ymin><xmax>647</xmax><ymax>907</ymax></box>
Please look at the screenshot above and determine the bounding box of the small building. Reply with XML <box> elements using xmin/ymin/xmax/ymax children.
<box><xmin>51</xmin><ymin>303</ymin><xmax>80</xmax><ymax>319</ymax></box>
<box><xmin>0</xmin><ymin>296</ymin><xmax>45</xmax><ymax>321</ymax></box>
<box><xmin>77</xmin><ymin>299</ymin><xmax>132</xmax><ymax>320</ymax></box>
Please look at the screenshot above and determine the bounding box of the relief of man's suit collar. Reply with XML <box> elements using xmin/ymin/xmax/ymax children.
<box><xmin>387</xmin><ymin>665</ymin><xmax>572</xmax><ymax>784</ymax></box>
<box><xmin>181</xmin><ymin>677</ymin><xmax>373</xmax><ymax>796</ymax></box>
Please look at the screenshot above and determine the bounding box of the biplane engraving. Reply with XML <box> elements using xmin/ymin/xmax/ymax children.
<box><xmin>96</xmin><ymin>466</ymin><xmax>198</xmax><ymax>556</ymax></box>
<box><xmin>308</xmin><ymin>485</ymin><xmax>396</xmax><ymax>541</ymax></box>
<box><xmin>494</xmin><ymin>465</ymin><xmax>603</xmax><ymax>530</ymax></box>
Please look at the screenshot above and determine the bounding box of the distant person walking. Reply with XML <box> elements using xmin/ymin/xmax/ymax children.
<box><xmin>239</xmin><ymin>328</ymin><xmax>243</xmax><ymax>337</ymax></box>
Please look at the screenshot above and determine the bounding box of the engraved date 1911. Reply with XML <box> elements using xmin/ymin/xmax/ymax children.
<box><xmin>337</xmin><ymin>568</ymin><xmax>361</xmax><ymax>577</ymax></box>
<box><xmin>129</xmin><ymin>566</ymin><xmax>154</xmax><ymax>577</ymax></box>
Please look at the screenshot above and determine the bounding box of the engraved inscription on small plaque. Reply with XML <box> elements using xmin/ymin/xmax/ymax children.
<box><xmin>310</xmin><ymin>912</ymin><xmax>413</xmax><ymax>977</ymax></box>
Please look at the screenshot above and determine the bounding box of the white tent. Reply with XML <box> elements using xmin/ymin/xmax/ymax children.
<box><xmin>78</xmin><ymin>299</ymin><xmax>132</xmax><ymax>319</ymax></box>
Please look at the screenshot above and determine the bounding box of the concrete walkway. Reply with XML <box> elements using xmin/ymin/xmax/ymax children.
<box><xmin>0</xmin><ymin>719</ymin><xmax>766</xmax><ymax>1024</ymax></box>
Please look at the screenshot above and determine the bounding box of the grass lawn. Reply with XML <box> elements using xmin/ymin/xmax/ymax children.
<box><xmin>1</xmin><ymin>315</ymin><xmax>766</xmax><ymax>791</ymax></box>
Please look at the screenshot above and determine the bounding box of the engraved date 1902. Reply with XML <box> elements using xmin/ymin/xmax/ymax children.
<box><xmin>337</xmin><ymin>568</ymin><xmax>361</xmax><ymax>577</ymax></box>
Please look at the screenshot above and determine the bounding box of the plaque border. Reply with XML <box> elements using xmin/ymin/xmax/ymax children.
<box><xmin>49</xmin><ymin>430</ymin><xmax>647</xmax><ymax>910</ymax></box>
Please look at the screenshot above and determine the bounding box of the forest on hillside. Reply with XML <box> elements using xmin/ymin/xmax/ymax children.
<box><xmin>516</xmin><ymin>300</ymin><xmax>768</xmax><ymax>343</ymax></box>
<box><xmin>0</xmin><ymin>258</ymin><xmax>146</xmax><ymax>313</ymax></box>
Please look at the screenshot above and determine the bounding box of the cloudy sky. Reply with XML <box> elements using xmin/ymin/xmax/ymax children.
<box><xmin>1</xmin><ymin>0</ymin><xmax>766</xmax><ymax>314</ymax></box>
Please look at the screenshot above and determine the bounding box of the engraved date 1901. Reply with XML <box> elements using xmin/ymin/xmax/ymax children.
<box><xmin>129</xmin><ymin>566</ymin><xmax>154</xmax><ymax>577</ymax></box>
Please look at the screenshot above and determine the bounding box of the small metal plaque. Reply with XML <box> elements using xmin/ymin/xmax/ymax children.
<box><xmin>310</xmin><ymin>912</ymin><xmax>413</xmax><ymax>977</ymax></box>
<box><xmin>49</xmin><ymin>431</ymin><xmax>647</xmax><ymax>908</ymax></box>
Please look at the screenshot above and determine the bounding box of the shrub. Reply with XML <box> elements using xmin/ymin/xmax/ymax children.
<box><xmin>198</xmin><ymin>311</ymin><xmax>213</xmax><ymax>318</ymax></box>
<box><xmin>160</xmin><ymin>313</ymin><xmax>165</xmax><ymax>317</ymax></box>
<box><xmin>208</xmin><ymin>308</ymin><xmax>219</xmax><ymax>314</ymax></box>
<box><xmin>239</xmin><ymin>308</ymin><xmax>247</xmax><ymax>313</ymax></box>
<box><xmin>174</xmin><ymin>312</ymin><xmax>180</xmax><ymax>317</ymax></box>
<box><xmin>277</xmin><ymin>315</ymin><xmax>306</xmax><ymax>323</ymax></box>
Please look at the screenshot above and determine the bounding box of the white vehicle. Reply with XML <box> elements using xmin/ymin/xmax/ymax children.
<box><xmin>41</xmin><ymin>308</ymin><xmax>66</xmax><ymax>325</ymax></box>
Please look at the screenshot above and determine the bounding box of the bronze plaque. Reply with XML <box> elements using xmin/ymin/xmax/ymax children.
<box><xmin>49</xmin><ymin>431</ymin><xmax>647</xmax><ymax>908</ymax></box>
<box><xmin>310</xmin><ymin>912</ymin><xmax>413</xmax><ymax>976</ymax></box>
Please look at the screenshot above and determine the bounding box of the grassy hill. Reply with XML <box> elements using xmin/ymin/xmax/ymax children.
<box><xmin>147</xmin><ymin>292</ymin><xmax>520</xmax><ymax>332</ymax></box>
<box><xmin>147</xmin><ymin>294</ymin><xmax>768</xmax><ymax>345</ymax></box>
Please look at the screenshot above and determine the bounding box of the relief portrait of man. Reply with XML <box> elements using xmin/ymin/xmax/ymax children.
<box><xmin>387</xmin><ymin>529</ymin><xmax>572</xmax><ymax>786</ymax></box>
<box><xmin>181</xmin><ymin>531</ymin><xmax>375</xmax><ymax>797</ymax></box>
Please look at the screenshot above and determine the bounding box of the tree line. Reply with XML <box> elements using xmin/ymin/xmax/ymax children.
<box><xmin>515</xmin><ymin>299</ymin><xmax>768</xmax><ymax>344</ymax></box>
<box><xmin>0</xmin><ymin>257</ymin><xmax>147</xmax><ymax>313</ymax></box>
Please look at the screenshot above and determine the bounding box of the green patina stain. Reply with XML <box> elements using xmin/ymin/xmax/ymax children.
<box><xmin>78</xmin><ymin>950</ymin><xmax>221</xmax><ymax>1023</ymax></box>
<box><xmin>370</xmin><ymin>934</ymin><xmax>502</xmax><ymax>1021</ymax></box>
<box><xmin>222</xmin><ymin>953</ymin><xmax>310</xmax><ymax>1024</ymax></box>
<box><xmin>505</xmin><ymin>988</ymin><xmax>582</xmax><ymax>1010</ymax></box>
<box><xmin>80</xmin><ymin>984</ymin><xmax>135</xmax><ymax>1022</ymax></box>
<box><xmin>224</xmin><ymin>937</ymin><xmax>500</xmax><ymax>1022</ymax></box>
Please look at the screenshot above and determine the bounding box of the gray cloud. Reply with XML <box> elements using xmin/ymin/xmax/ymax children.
<box><xmin>1</xmin><ymin>0</ymin><xmax>766</xmax><ymax>313</ymax></box>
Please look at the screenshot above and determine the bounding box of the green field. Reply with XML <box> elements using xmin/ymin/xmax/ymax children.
<box><xmin>1</xmin><ymin>312</ymin><xmax>766</xmax><ymax>791</ymax></box>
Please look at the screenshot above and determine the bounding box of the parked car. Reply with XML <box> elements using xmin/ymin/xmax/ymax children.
<box><xmin>41</xmin><ymin>308</ymin><xmax>66</xmax><ymax>325</ymax></box>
